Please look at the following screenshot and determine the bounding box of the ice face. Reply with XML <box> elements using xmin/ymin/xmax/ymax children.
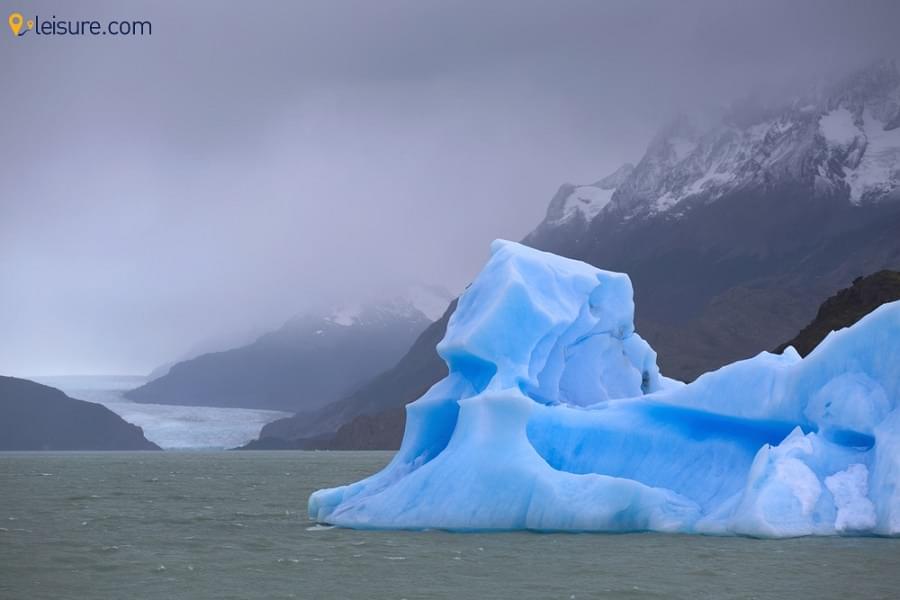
<box><xmin>309</xmin><ymin>240</ymin><xmax>900</xmax><ymax>536</ymax></box>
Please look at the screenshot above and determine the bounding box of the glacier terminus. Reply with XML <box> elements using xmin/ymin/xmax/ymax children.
<box><xmin>310</xmin><ymin>241</ymin><xmax>900</xmax><ymax>537</ymax></box>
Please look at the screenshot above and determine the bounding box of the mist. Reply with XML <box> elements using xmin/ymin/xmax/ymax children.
<box><xmin>2</xmin><ymin>0</ymin><xmax>899</xmax><ymax>375</ymax></box>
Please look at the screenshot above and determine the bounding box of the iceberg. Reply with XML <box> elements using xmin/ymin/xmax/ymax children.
<box><xmin>309</xmin><ymin>241</ymin><xmax>900</xmax><ymax>536</ymax></box>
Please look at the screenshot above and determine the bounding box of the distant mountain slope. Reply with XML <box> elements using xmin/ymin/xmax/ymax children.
<box><xmin>145</xmin><ymin>327</ymin><xmax>265</xmax><ymax>382</ymax></box>
<box><xmin>247</xmin><ymin>299</ymin><xmax>456</xmax><ymax>447</ymax></box>
<box><xmin>776</xmin><ymin>270</ymin><xmax>900</xmax><ymax>356</ymax></box>
<box><xmin>126</xmin><ymin>302</ymin><xmax>433</xmax><ymax>411</ymax></box>
<box><xmin>0</xmin><ymin>376</ymin><xmax>160</xmax><ymax>451</ymax></box>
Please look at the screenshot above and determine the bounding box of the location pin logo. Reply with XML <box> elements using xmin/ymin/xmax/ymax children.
<box><xmin>8</xmin><ymin>12</ymin><xmax>24</xmax><ymax>36</ymax></box>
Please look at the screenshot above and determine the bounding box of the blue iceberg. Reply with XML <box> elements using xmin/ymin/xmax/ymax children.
<box><xmin>309</xmin><ymin>241</ymin><xmax>900</xmax><ymax>536</ymax></box>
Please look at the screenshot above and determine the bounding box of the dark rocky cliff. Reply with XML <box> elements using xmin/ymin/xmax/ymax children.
<box><xmin>776</xmin><ymin>270</ymin><xmax>900</xmax><ymax>356</ymax></box>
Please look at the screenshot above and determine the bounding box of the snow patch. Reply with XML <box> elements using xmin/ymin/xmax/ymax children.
<box><xmin>561</xmin><ymin>185</ymin><xmax>616</xmax><ymax>221</ymax></box>
<box><xmin>820</xmin><ymin>108</ymin><xmax>861</xmax><ymax>147</ymax></box>
<box><xmin>328</xmin><ymin>305</ymin><xmax>361</xmax><ymax>326</ymax></box>
<box><xmin>845</xmin><ymin>109</ymin><xmax>900</xmax><ymax>204</ymax></box>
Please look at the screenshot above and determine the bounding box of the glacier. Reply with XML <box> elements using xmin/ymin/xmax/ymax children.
<box><xmin>309</xmin><ymin>241</ymin><xmax>900</xmax><ymax>536</ymax></box>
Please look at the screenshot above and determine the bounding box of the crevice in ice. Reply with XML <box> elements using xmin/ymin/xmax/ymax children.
<box><xmin>525</xmin><ymin>401</ymin><xmax>811</xmax><ymax>512</ymax></box>
<box><xmin>640</xmin><ymin>370</ymin><xmax>652</xmax><ymax>394</ymax></box>
<box><xmin>825</xmin><ymin>428</ymin><xmax>876</xmax><ymax>450</ymax></box>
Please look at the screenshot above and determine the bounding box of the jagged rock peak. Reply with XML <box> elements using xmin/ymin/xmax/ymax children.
<box><xmin>539</xmin><ymin>59</ymin><xmax>900</xmax><ymax>229</ymax></box>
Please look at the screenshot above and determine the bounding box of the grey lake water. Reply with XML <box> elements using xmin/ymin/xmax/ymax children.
<box><xmin>2</xmin><ymin>451</ymin><xmax>899</xmax><ymax>600</ymax></box>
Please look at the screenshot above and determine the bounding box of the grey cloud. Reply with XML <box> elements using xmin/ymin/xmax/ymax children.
<box><xmin>1</xmin><ymin>0</ymin><xmax>899</xmax><ymax>374</ymax></box>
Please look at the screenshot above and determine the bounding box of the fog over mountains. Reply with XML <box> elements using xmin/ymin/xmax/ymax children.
<box><xmin>248</xmin><ymin>59</ymin><xmax>900</xmax><ymax>449</ymax></box>
<box><xmin>527</xmin><ymin>59</ymin><xmax>900</xmax><ymax>379</ymax></box>
<box><xmin>4</xmin><ymin>1</ymin><xmax>900</xmax><ymax>377</ymax></box>
<box><xmin>126</xmin><ymin>289</ymin><xmax>450</xmax><ymax>412</ymax></box>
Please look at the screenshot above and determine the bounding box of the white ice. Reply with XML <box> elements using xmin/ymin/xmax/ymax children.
<box><xmin>846</xmin><ymin>108</ymin><xmax>900</xmax><ymax>204</ymax></box>
<box><xmin>35</xmin><ymin>376</ymin><xmax>289</xmax><ymax>449</ymax></box>
<box><xmin>819</xmin><ymin>108</ymin><xmax>861</xmax><ymax>147</ymax></box>
<box><xmin>560</xmin><ymin>185</ymin><xmax>616</xmax><ymax>222</ymax></box>
<box><xmin>309</xmin><ymin>240</ymin><xmax>900</xmax><ymax>536</ymax></box>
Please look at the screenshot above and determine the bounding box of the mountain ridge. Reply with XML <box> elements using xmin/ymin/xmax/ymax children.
<box><xmin>126</xmin><ymin>299</ymin><xmax>434</xmax><ymax>411</ymax></box>
<box><xmin>0</xmin><ymin>376</ymin><xmax>160</xmax><ymax>451</ymax></box>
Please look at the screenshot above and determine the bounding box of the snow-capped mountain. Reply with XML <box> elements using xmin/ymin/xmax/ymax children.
<box><xmin>540</xmin><ymin>59</ymin><xmax>900</xmax><ymax>231</ymax></box>
<box><xmin>527</xmin><ymin>60</ymin><xmax>900</xmax><ymax>380</ymax></box>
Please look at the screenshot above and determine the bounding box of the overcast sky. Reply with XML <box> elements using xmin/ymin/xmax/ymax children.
<box><xmin>1</xmin><ymin>0</ymin><xmax>899</xmax><ymax>376</ymax></box>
